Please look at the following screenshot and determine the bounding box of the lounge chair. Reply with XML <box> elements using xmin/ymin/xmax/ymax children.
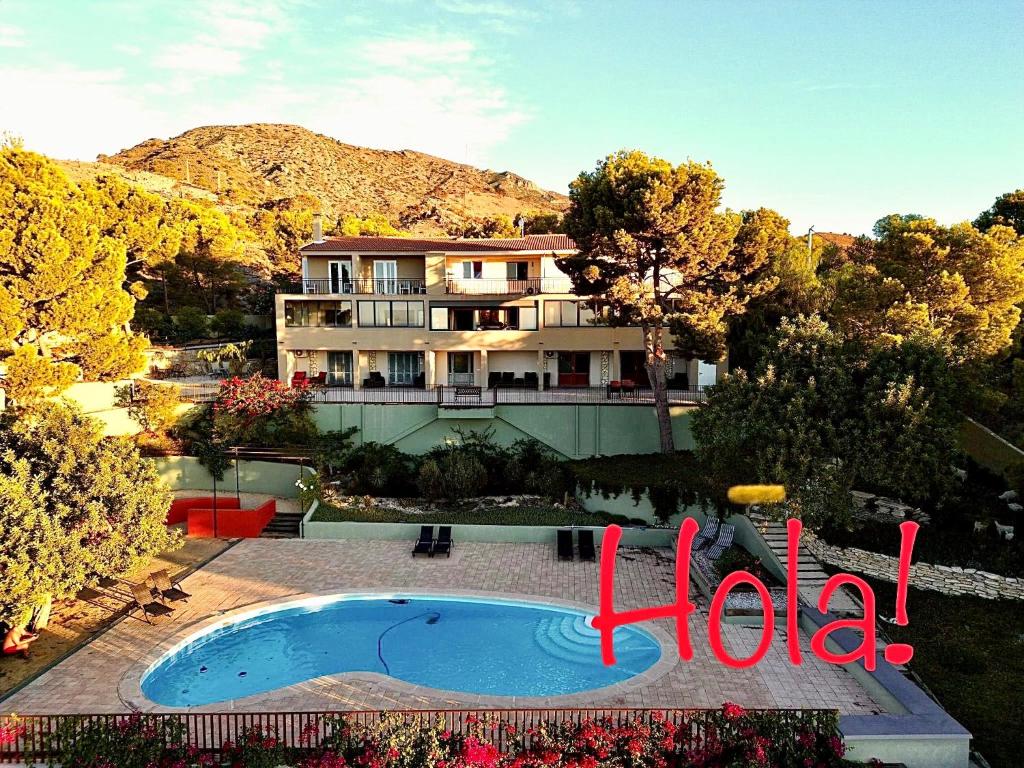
<box><xmin>129</xmin><ymin>583</ymin><xmax>175</xmax><ymax>624</ymax></box>
<box><xmin>149</xmin><ymin>570</ymin><xmax>191</xmax><ymax>604</ymax></box>
<box><xmin>621</xmin><ymin>379</ymin><xmax>636</xmax><ymax>394</ymax></box>
<box><xmin>557</xmin><ymin>529</ymin><xmax>574</xmax><ymax>561</ymax></box>
<box><xmin>310</xmin><ymin>372</ymin><xmax>327</xmax><ymax>386</ymax></box>
<box><xmin>433</xmin><ymin>526</ymin><xmax>454</xmax><ymax>558</ymax></box>
<box><xmin>703</xmin><ymin>524</ymin><xmax>735</xmax><ymax>560</ymax></box>
<box><xmin>693</xmin><ymin>516</ymin><xmax>720</xmax><ymax>549</ymax></box>
<box><xmin>578</xmin><ymin>529</ymin><xmax>596</xmax><ymax>561</ymax></box>
<box><xmin>524</xmin><ymin>371</ymin><xmax>539</xmax><ymax>389</ymax></box>
<box><xmin>487</xmin><ymin>372</ymin><xmax>502</xmax><ymax>388</ymax></box>
<box><xmin>412</xmin><ymin>525</ymin><xmax>435</xmax><ymax>557</ymax></box>
<box><xmin>501</xmin><ymin>372</ymin><xmax>515</xmax><ymax>386</ymax></box>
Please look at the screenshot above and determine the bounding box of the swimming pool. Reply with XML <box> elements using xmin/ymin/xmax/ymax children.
<box><xmin>141</xmin><ymin>594</ymin><xmax>661</xmax><ymax>706</ymax></box>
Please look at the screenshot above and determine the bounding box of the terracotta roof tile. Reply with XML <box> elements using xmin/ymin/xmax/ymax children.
<box><xmin>300</xmin><ymin>234</ymin><xmax>575</xmax><ymax>253</ymax></box>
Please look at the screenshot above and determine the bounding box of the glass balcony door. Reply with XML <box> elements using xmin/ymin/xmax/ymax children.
<box><xmin>328</xmin><ymin>260</ymin><xmax>353</xmax><ymax>293</ymax></box>
<box><xmin>326</xmin><ymin>351</ymin><xmax>354</xmax><ymax>386</ymax></box>
<box><xmin>447</xmin><ymin>351</ymin><xmax>475</xmax><ymax>385</ymax></box>
<box><xmin>388</xmin><ymin>351</ymin><xmax>424</xmax><ymax>386</ymax></box>
<box><xmin>374</xmin><ymin>260</ymin><xmax>398</xmax><ymax>294</ymax></box>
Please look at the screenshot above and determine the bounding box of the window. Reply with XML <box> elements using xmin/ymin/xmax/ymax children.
<box><xmin>447</xmin><ymin>352</ymin><xmax>474</xmax><ymax>385</ymax></box>
<box><xmin>389</xmin><ymin>352</ymin><xmax>424</xmax><ymax>386</ymax></box>
<box><xmin>542</xmin><ymin>300</ymin><xmax>605</xmax><ymax>327</ymax></box>
<box><xmin>326</xmin><ymin>351</ymin><xmax>354</xmax><ymax>386</ymax></box>
<box><xmin>285</xmin><ymin>300</ymin><xmax>352</xmax><ymax>327</ymax></box>
<box><xmin>462</xmin><ymin>261</ymin><xmax>483</xmax><ymax>279</ymax></box>
<box><xmin>431</xmin><ymin>306</ymin><xmax>449</xmax><ymax>330</ymax></box>
<box><xmin>520</xmin><ymin>305</ymin><xmax>538</xmax><ymax>330</ymax></box>
<box><xmin>356</xmin><ymin>301</ymin><xmax>425</xmax><ymax>328</ymax></box>
<box><xmin>506</xmin><ymin>261</ymin><xmax>529</xmax><ymax>280</ymax></box>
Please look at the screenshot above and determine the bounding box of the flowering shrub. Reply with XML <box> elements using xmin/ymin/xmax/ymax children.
<box><xmin>0</xmin><ymin>718</ymin><xmax>25</xmax><ymax>747</ymax></box>
<box><xmin>36</xmin><ymin>708</ymin><xmax>848</xmax><ymax>768</ymax></box>
<box><xmin>208</xmin><ymin>374</ymin><xmax>317</xmax><ymax>448</ymax></box>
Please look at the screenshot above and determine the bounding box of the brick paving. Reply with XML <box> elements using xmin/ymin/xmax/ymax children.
<box><xmin>1</xmin><ymin>540</ymin><xmax>885</xmax><ymax>715</ymax></box>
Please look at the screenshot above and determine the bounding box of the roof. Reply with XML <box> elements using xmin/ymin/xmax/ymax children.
<box><xmin>300</xmin><ymin>234</ymin><xmax>576</xmax><ymax>254</ymax></box>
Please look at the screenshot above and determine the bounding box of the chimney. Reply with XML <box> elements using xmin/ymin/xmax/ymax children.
<box><xmin>312</xmin><ymin>213</ymin><xmax>324</xmax><ymax>243</ymax></box>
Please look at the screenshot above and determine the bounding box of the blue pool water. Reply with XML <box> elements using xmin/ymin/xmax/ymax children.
<box><xmin>142</xmin><ymin>595</ymin><xmax>661</xmax><ymax>706</ymax></box>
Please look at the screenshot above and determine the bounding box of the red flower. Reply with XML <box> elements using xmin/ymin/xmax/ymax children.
<box><xmin>722</xmin><ymin>702</ymin><xmax>746</xmax><ymax>720</ymax></box>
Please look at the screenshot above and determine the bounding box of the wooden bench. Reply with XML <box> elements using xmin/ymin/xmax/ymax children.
<box><xmin>454</xmin><ymin>385</ymin><xmax>482</xmax><ymax>404</ymax></box>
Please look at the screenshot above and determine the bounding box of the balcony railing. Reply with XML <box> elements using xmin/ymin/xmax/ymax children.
<box><xmin>286</xmin><ymin>278</ymin><xmax>427</xmax><ymax>295</ymax></box>
<box><xmin>445</xmin><ymin>277</ymin><xmax>574</xmax><ymax>295</ymax></box>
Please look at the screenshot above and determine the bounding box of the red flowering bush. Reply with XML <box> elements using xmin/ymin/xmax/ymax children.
<box><xmin>37</xmin><ymin>709</ymin><xmax>849</xmax><ymax>768</ymax></box>
<box><xmin>0</xmin><ymin>719</ymin><xmax>25</xmax><ymax>747</ymax></box>
<box><xmin>209</xmin><ymin>374</ymin><xmax>317</xmax><ymax>447</ymax></box>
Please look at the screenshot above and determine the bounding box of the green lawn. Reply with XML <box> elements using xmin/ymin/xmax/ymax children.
<box><xmin>311</xmin><ymin>502</ymin><xmax>627</xmax><ymax>527</ymax></box>
<box><xmin>863</xmin><ymin>576</ymin><xmax>1024</xmax><ymax>768</ymax></box>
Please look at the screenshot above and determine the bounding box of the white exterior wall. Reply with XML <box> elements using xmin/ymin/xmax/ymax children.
<box><xmin>487</xmin><ymin>351</ymin><xmax>540</xmax><ymax>377</ymax></box>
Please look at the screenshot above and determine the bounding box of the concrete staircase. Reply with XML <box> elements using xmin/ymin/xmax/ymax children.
<box><xmin>750</xmin><ymin>514</ymin><xmax>863</xmax><ymax>618</ymax></box>
<box><xmin>260</xmin><ymin>510</ymin><xmax>305</xmax><ymax>538</ymax></box>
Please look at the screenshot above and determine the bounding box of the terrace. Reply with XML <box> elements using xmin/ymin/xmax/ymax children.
<box><xmin>0</xmin><ymin>538</ymin><xmax>883</xmax><ymax>715</ymax></box>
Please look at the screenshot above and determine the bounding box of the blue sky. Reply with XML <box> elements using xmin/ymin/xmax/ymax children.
<box><xmin>1</xmin><ymin>0</ymin><xmax>1021</xmax><ymax>235</ymax></box>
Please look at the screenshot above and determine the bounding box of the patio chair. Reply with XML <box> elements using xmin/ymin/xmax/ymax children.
<box><xmin>578</xmin><ymin>529</ymin><xmax>596</xmax><ymax>561</ymax></box>
<box><xmin>607</xmin><ymin>380</ymin><xmax>622</xmax><ymax>399</ymax></box>
<box><xmin>432</xmin><ymin>526</ymin><xmax>454</xmax><ymax>558</ymax></box>
<box><xmin>310</xmin><ymin>372</ymin><xmax>327</xmax><ymax>386</ymax></box>
<box><xmin>703</xmin><ymin>524</ymin><xmax>735</xmax><ymax>560</ymax></box>
<box><xmin>149</xmin><ymin>570</ymin><xmax>191</xmax><ymax>604</ymax></box>
<box><xmin>524</xmin><ymin>371</ymin><xmax>539</xmax><ymax>389</ymax></box>
<box><xmin>290</xmin><ymin>371</ymin><xmax>307</xmax><ymax>388</ymax></box>
<box><xmin>621</xmin><ymin>379</ymin><xmax>636</xmax><ymax>394</ymax></box>
<box><xmin>128</xmin><ymin>582</ymin><xmax>175</xmax><ymax>624</ymax></box>
<box><xmin>693</xmin><ymin>516</ymin><xmax>720</xmax><ymax>549</ymax></box>
<box><xmin>557</xmin><ymin>529</ymin><xmax>574</xmax><ymax>561</ymax></box>
<box><xmin>412</xmin><ymin>525</ymin><xmax>435</xmax><ymax>557</ymax></box>
<box><xmin>501</xmin><ymin>372</ymin><xmax>515</xmax><ymax>386</ymax></box>
<box><xmin>488</xmin><ymin>372</ymin><xmax>502</xmax><ymax>388</ymax></box>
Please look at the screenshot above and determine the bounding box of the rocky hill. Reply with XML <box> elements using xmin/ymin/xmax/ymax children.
<box><xmin>99</xmin><ymin>123</ymin><xmax>568</xmax><ymax>235</ymax></box>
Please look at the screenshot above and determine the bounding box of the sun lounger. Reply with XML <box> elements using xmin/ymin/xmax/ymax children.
<box><xmin>149</xmin><ymin>570</ymin><xmax>191</xmax><ymax>604</ymax></box>
<box><xmin>432</xmin><ymin>526</ymin><xmax>454</xmax><ymax>558</ymax></box>
<box><xmin>128</xmin><ymin>583</ymin><xmax>175</xmax><ymax>624</ymax></box>
<box><xmin>693</xmin><ymin>516</ymin><xmax>720</xmax><ymax>549</ymax></box>
<box><xmin>578</xmin><ymin>529</ymin><xmax>596</xmax><ymax>561</ymax></box>
<box><xmin>703</xmin><ymin>524</ymin><xmax>735</xmax><ymax>560</ymax></box>
<box><xmin>557</xmin><ymin>529</ymin><xmax>574</xmax><ymax>561</ymax></box>
<box><xmin>412</xmin><ymin>525</ymin><xmax>435</xmax><ymax>557</ymax></box>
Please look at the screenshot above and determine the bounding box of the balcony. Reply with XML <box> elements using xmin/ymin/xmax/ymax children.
<box><xmin>444</xmin><ymin>277</ymin><xmax>574</xmax><ymax>295</ymax></box>
<box><xmin>286</xmin><ymin>278</ymin><xmax>427</xmax><ymax>295</ymax></box>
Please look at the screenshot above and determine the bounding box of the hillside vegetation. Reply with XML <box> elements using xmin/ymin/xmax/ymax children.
<box><xmin>100</xmin><ymin>123</ymin><xmax>567</xmax><ymax>236</ymax></box>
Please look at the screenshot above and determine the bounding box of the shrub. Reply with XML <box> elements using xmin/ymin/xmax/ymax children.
<box><xmin>46</xmin><ymin>711</ymin><xmax>193</xmax><ymax>768</ymax></box>
<box><xmin>114</xmin><ymin>380</ymin><xmax>183</xmax><ymax>435</ymax></box>
<box><xmin>417</xmin><ymin>458</ymin><xmax>444</xmax><ymax>500</ymax></box>
<box><xmin>173</xmin><ymin>306</ymin><xmax>210</xmax><ymax>342</ymax></box>
<box><xmin>133</xmin><ymin>307</ymin><xmax>175</xmax><ymax>341</ymax></box>
<box><xmin>438</xmin><ymin>449</ymin><xmax>487</xmax><ymax>501</ymax></box>
<box><xmin>210</xmin><ymin>308</ymin><xmax>247</xmax><ymax>339</ymax></box>
<box><xmin>341</xmin><ymin>442</ymin><xmax>418</xmax><ymax>496</ymax></box>
<box><xmin>211</xmin><ymin>374</ymin><xmax>317</xmax><ymax>447</ymax></box>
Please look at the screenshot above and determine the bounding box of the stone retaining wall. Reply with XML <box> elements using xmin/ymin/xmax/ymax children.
<box><xmin>803</xmin><ymin>532</ymin><xmax>1024</xmax><ymax>600</ymax></box>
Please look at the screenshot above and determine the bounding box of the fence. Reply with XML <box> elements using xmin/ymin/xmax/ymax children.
<box><xmin>0</xmin><ymin>708</ymin><xmax>837</xmax><ymax>763</ymax></box>
<box><xmin>170</xmin><ymin>381</ymin><xmax>708</xmax><ymax>407</ymax></box>
<box><xmin>287</xmin><ymin>278</ymin><xmax>428</xmax><ymax>295</ymax></box>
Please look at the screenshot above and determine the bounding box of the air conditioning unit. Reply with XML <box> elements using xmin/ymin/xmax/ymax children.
<box><xmin>544</xmin><ymin>350</ymin><xmax>555</xmax><ymax>358</ymax></box>
<box><xmin>525</xmin><ymin>286</ymin><xmax>537</xmax><ymax>295</ymax></box>
<box><xmin>294</xmin><ymin>350</ymin><xmax>305</xmax><ymax>358</ymax></box>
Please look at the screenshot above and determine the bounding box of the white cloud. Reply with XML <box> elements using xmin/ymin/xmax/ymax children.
<box><xmin>0</xmin><ymin>66</ymin><xmax>167</xmax><ymax>159</ymax></box>
<box><xmin>359</xmin><ymin>38</ymin><xmax>477</xmax><ymax>68</ymax></box>
<box><xmin>113</xmin><ymin>43</ymin><xmax>142</xmax><ymax>56</ymax></box>
<box><xmin>435</xmin><ymin>0</ymin><xmax>536</xmax><ymax>19</ymax></box>
<box><xmin>152</xmin><ymin>41</ymin><xmax>246</xmax><ymax>75</ymax></box>
<box><xmin>0</xmin><ymin>24</ymin><xmax>26</xmax><ymax>48</ymax></box>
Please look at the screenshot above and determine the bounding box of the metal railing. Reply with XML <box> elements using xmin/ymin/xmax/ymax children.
<box><xmin>445</xmin><ymin>277</ymin><xmax>574</xmax><ymax>295</ymax></box>
<box><xmin>286</xmin><ymin>278</ymin><xmax>428</xmax><ymax>295</ymax></box>
<box><xmin>0</xmin><ymin>708</ymin><xmax>838</xmax><ymax>763</ymax></box>
<box><xmin>168</xmin><ymin>381</ymin><xmax>709</xmax><ymax>406</ymax></box>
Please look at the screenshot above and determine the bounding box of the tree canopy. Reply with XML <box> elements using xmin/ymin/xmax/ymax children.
<box><xmin>692</xmin><ymin>316</ymin><xmax>961</xmax><ymax>526</ymax></box>
<box><xmin>560</xmin><ymin>150</ymin><xmax>778</xmax><ymax>452</ymax></box>
<box><xmin>974</xmin><ymin>189</ymin><xmax>1024</xmax><ymax>235</ymax></box>
<box><xmin>0</xmin><ymin>402</ymin><xmax>178</xmax><ymax>623</ymax></box>
<box><xmin>827</xmin><ymin>216</ymin><xmax>1024</xmax><ymax>364</ymax></box>
<box><xmin>0</xmin><ymin>147</ymin><xmax>149</xmax><ymax>402</ymax></box>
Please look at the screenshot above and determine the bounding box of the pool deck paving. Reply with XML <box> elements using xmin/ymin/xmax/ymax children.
<box><xmin>0</xmin><ymin>539</ymin><xmax>885</xmax><ymax>715</ymax></box>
